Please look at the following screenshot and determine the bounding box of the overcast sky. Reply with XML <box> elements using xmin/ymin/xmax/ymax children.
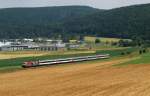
<box><xmin>1</xmin><ymin>0</ymin><xmax>150</xmax><ymax>9</ymax></box>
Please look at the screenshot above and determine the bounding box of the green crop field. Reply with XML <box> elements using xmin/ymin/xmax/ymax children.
<box><xmin>0</xmin><ymin>52</ymin><xmax>97</xmax><ymax>73</ymax></box>
<box><xmin>0</xmin><ymin>47</ymin><xmax>137</xmax><ymax>73</ymax></box>
<box><xmin>0</xmin><ymin>53</ymin><xmax>96</xmax><ymax>68</ymax></box>
<box><xmin>96</xmin><ymin>47</ymin><xmax>136</xmax><ymax>57</ymax></box>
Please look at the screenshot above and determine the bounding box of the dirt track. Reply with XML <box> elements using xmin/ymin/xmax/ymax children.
<box><xmin>0</xmin><ymin>59</ymin><xmax>150</xmax><ymax>96</ymax></box>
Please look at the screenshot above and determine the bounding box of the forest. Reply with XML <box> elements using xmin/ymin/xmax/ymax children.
<box><xmin>0</xmin><ymin>4</ymin><xmax>150</xmax><ymax>42</ymax></box>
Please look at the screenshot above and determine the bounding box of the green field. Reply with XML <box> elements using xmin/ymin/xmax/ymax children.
<box><xmin>96</xmin><ymin>47</ymin><xmax>136</xmax><ymax>57</ymax></box>
<box><xmin>0</xmin><ymin>52</ymin><xmax>96</xmax><ymax>73</ymax></box>
<box><xmin>0</xmin><ymin>53</ymin><xmax>95</xmax><ymax>68</ymax></box>
<box><xmin>0</xmin><ymin>47</ymin><xmax>137</xmax><ymax>73</ymax></box>
<box><xmin>116</xmin><ymin>52</ymin><xmax>150</xmax><ymax>66</ymax></box>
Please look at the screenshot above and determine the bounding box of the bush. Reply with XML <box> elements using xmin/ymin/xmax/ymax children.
<box><xmin>95</xmin><ymin>39</ymin><xmax>101</xmax><ymax>44</ymax></box>
<box><xmin>121</xmin><ymin>52</ymin><xmax>125</xmax><ymax>55</ymax></box>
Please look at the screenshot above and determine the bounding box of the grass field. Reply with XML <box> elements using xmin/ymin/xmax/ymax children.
<box><xmin>96</xmin><ymin>47</ymin><xmax>136</xmax><ymax>57</ymax></box>
<box><xmin>116</xmin><ymin>52</ymin><xmax>150</xmax><ymax>66</ymax></box>
<box><xmin>0</xmin><ymin>50</ymin><xmax>96</xmax><ymax>72</ymax></box>
<box><xmin>0</xmin><ymin>47</ymin><xmax>137</xmax><ymax>73</ymax></box>
<box><xmin>0</xmin><ymin>52</ymin><xmax>94</xmax><ymax>67</ymax></box>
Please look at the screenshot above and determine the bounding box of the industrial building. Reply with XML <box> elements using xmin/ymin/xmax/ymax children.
<box><xmin>0</xmin><ymin>39</ymin><xmax>66</xmax><ymax>51</ymax></box>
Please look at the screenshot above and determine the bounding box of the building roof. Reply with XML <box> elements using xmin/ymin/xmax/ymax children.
<box><xmin>0</xmin><ymin>42</ymin><xmax>11</xmax><ymax>47</ymax></box>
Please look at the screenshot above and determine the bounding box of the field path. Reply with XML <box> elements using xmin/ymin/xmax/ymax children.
<box><xmin>0</xmin><ymin>58</ymin><xmax>150</xmax><ymax>96</ymax></box>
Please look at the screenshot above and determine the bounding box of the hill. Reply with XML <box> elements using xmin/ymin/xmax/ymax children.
<box><xmin>63</xmin><ymin>4</ymin><xmax>150</xmax><ymax>40</ymax></box>
<box><xmin>0</xmin><ymin>6</ymin><xmax>100</xmax><ymax>39</ymax></box>
<box><xmin>0</xmin><ymin>4</ymin><xmax>150</xmax><ymax>40</ymax></box>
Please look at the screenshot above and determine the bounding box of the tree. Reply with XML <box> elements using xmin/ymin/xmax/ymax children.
<box><xmin>95</xmin><ymin>39</ymin><xmax>101</xmax><ymax>44</ymax></box>
<box><xmin>118</xmin><ymin>39</ymin><xmax>132</xmax><ymax>47</ymax></box>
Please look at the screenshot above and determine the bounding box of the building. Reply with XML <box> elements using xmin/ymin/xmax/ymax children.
<box><xmin>0</xmin><ymin>45</ymin><xmax>28</xmax><ymax>51</ymax></box>
<box><xmin>0</xmin><ymin>42</ymin><xmax>66</xmax><ymax>51</ymax></box>
<box><xmin>23</xmin><ymin>38</ymin><xmax>34</xmax><ymax>42</ymax></box>
<box><xmin>0</xmin><ymin>38</ymin><xmax>66</xmax><ymax>51</ymax></box>
<box><xmin>37</xmin><ymin>45</ymin><xmax>58</xmax><ymax>51</ymax></box>
<box><xmin>0</xmin><ymin>41</ymin><xmax>12</xmax><ymax>51</ymax></box>
<box><xmin>67</xmin><ymin>44</ymin><xmax>80</xmax><ymax>49</ymax></box>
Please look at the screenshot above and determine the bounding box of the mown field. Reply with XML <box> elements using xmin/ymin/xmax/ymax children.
<box><xmin>84</xmin><ymin>36</ymin><xmax>131</xmax><ymax>43</ymax></box>
<box><xmin>0</xmin><ymin>50</ymin><xmax>96</xmax><ymax>60</ymax></box>
<box><xmin>0</xmin><ymin>51</ymin><xmax>49</xmax><ymax>59</ymax></box>
<box><xmin>0</xmin><ymin>47</ymin><xmax>150</xmax><ymax>96</ymax></box>
<box><xmin>0</xmin><ymin>49</ymin><xmax>150</xmax><ymax>96</ymax></box>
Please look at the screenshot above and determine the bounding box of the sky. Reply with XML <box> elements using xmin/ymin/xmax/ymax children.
<box><xmin>0</xmin><ymin>0</ymin><xmax>150</xmax><ymax>9</ymax></box>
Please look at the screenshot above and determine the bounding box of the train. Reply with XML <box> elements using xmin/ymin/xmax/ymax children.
<box><xmin>22</xmin><ymin>54</ymin><xmax>110</xmax><ymax>68</ymax></box>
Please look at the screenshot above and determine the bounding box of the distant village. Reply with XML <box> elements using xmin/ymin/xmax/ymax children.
<box><xmin>0</xmin><ymin>37</ymin><xmax>132</xmax><ymax>52</ymax></box>
<box><xmin>0</xmin><ymin>38</ymin><xmax>81</xmax><ymax>51</ymax></box>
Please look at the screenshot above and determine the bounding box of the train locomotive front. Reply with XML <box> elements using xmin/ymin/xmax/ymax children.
<box><xmin>22</xmin><ymin>61</ymin><xmax>39</xmax><ymax>68</ymax></box>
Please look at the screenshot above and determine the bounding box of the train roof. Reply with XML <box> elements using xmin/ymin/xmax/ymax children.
<box><xmin>38</xmin><ymin>54</ymin><xmax>110</xmax><ymax>63</ymax></box>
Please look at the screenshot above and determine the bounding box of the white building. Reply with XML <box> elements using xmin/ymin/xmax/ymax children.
<box><xmin>0</xmin><ymin>41</ymin><xmax>11</xmax><ymax>47</ymax></box>
<box><xmin>23</xmin><ymin>38</ymin><xmax>34</xmax><ymax>42</ymax></box>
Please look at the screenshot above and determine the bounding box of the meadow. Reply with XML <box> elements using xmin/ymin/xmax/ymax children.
<box><xmin>0</xmin><ymin>47</ymin><xmax>137</xmax><ymax>73</ymax></box>
<box><xmin>116</xmin><ymin>52</ymin><xmax>150</xmax><ymax>66</ymax></box>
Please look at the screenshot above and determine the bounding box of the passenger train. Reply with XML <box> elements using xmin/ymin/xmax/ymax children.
<box><xmin>22</xmin><ymin>54</ymin><xmax>110</xmax><ymax>68</ymax></box>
